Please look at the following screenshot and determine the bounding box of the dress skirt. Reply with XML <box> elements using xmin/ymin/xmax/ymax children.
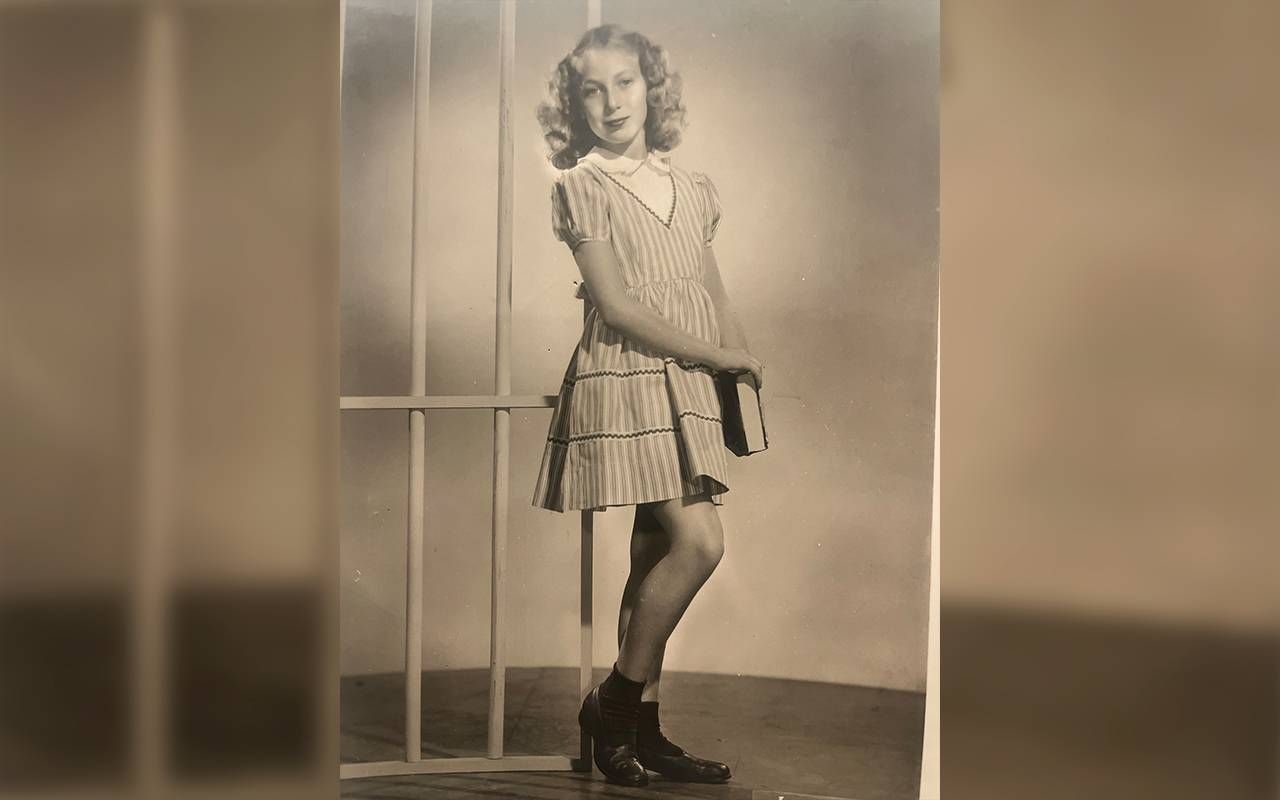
<box><xmin>531</xmin><ymin>280</ymin><xmax>729</xmax><ymax>513</ymax></box>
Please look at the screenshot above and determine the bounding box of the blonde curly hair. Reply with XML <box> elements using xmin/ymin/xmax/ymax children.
<box><xmin>536</xmin><ymin>25</ymin><xmax>687</xmax><ymax>170</ymax></box>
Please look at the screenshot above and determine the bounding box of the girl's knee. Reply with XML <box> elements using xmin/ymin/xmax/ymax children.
<box><xmin>700</xmin><ymin>532</ymin><xmax>725</xmax><ymax>573</ymax></box>
<box><xmin>680</xmin><ymin>521</ymin><xmax>724</xmax><ymax>575</ymax></box>
<box><xmin>653</xmin><ymin>496</ymin><xmax>724</xmax><ymax>574</ymax></box>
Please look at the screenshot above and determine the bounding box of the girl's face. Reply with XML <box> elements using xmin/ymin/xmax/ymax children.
<box><xmin>577</xmin><ymin>46</ymin><xmax>648</xmax><ymax>153</ymax></box>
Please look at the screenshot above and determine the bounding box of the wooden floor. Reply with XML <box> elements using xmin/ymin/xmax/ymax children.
<box><xmin>341</xmin><ymin>668</ymin><xmax>925</xmax><ymax>800</ymax></box>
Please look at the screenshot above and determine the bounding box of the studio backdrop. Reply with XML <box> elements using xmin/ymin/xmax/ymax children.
<box><xmin>340</xmin><ymin>0</ymin><xmax>937</xmax><ymax>694</ymax></box>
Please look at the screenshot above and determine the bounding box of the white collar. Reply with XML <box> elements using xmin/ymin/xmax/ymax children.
<box><xmin>582</xmin><ymin>146</ymin><xmax>671</xmax><ymax>175</ymax></box>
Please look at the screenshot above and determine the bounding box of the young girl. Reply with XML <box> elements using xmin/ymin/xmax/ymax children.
<box><xmin>532</xmin><ymin>25</ymin><xmax>764</xmax><ymax>787</ymax></box>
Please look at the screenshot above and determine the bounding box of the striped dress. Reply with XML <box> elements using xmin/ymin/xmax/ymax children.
<box><xmin>532</xmin><ymin>148</ymin><xmax>730</xmax><ymax>513</ymax></box>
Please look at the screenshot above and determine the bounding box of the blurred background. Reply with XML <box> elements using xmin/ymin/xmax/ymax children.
<box><xmin>1</xmin><ymin>1</ymin><xmax>338</xmax><ymax>798</ymax></box>
<box><xmin>943</xmin><ymin>0</ymin><xmax>1278</xmax><ymax>798</ymax></box>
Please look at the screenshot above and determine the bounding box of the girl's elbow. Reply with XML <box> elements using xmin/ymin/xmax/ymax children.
<box><xmin>595</xmin><ymin>298</ymin><xmax>631</xmax><ymax>329</ymax></box>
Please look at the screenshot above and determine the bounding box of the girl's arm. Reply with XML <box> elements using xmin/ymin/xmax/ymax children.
<box><xmin>573</xmin><ymin>241</ymin><xmax>761</xmax><ymax>385</ymax></box>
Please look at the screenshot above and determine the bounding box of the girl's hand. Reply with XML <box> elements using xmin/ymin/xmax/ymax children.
<box><xmin>714</xmin><ymin>348</ymin><xmax>764</xmax><ymax>389</ymax></box>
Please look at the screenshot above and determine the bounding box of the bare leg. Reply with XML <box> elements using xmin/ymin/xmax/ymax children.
<box><xmin>617</xmin><ymin>504</ymin><xmax>672</xmax><ymax>703</ymax></box>
<box><xmin>614</xmin><ymin>493</ymin><xmax>724</xmax><ymax>686</ymax></box>
<box><xmin>593</xmin><ymin>494</ymin><xmax>733</xmax><ymax>785</ymax></box>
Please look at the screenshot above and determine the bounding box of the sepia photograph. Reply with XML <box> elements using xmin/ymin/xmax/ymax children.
<box><xmin>338</xmin><ymin>1</ymin><xmax>938</xmax><ymax>798</ymax></box>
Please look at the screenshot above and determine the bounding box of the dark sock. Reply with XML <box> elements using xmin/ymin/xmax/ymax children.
<box><xmin>598</xmin><ymin>665</ymin><xmax>644</xmax><ymax>734</ymax></box>
<box><xmin>638</xmin><ymin>701</ymin><xmax>684</xmax><ymax>755</ymax></box>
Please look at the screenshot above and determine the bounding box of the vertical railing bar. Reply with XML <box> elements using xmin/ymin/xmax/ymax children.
<box><xmin>488</xmin><ymin>0</ymin><xmax>516</xmax><ymax>761</ymax></box>
<box><xmin>578</xmin><ymin>508</ymin><xmax>594</xmax><ymax>768</ymax></box>
<box><xmin>405</xmin><ymin>0</ymin><xmax>433</xmax><ymax>764</ymax></box>
<box><xmin>578</xmin><ymin>0</ymin><xmax>600</xmax><ymax>775</ymax></box>
<box><xmin>137</xmin><ymin>4</ymin><xmax>178</xmax><ymax>795</ymax></box>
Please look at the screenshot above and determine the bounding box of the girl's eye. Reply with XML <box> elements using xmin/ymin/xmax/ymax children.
<box><xmin>582</xmin><ymin>86</ymin><xmax>598</xmax><ymax>97</ymax></box>
<box><xmin>619</xmin><ymin>78</ymin><xmax>633</xmax><ymax>87</ymax></box>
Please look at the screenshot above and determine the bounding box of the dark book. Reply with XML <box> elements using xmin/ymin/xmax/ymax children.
<box><xmin>716</xmin><ymin>372</ymin><xmax>769</xmax><ymax>456</ymax></box>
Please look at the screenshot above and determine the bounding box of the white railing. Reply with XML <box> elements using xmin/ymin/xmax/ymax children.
<box><xmin>337</xmin><ymin>0</ymin><xmax>603</xmax><ymax>781</ymax></box>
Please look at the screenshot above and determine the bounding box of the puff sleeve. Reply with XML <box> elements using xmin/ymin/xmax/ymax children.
<box><xmin>691</xmin><ymin>171</ymin><xmax>723</xmax><ymax>246</ymax></box>
<box><xmin>550</xmin><ymin>168</ymin><xmax>612</xmax><ymax>252</ymax></box>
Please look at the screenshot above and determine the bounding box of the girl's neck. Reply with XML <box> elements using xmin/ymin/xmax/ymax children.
<box><xmin>594</xmin><ymin>135</ymin><xmax>648</xmax><ymax>162</ymax></box>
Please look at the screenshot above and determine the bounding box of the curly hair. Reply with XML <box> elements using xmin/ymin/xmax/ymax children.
<box><xmin>536</xmin><ymin>25</ymin><xmax>687</xmax><ymax>170</ymax></box>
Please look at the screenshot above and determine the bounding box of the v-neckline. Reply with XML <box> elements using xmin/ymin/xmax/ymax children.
<box><xmin>592</xmin><ymin>163</ymin><xmax>678</xmax><ymax>230</ymax></box>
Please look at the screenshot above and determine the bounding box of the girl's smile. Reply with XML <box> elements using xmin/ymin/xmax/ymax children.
<box><xmin>578</xmin><ymin>47</ymin><xmax>648</xmax><ymax>158</ymax></box>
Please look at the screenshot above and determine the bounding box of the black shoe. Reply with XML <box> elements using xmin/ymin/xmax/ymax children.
<box><xmin>578</xmin><ymin>686</ymin><xmax>648</xmax><ymax>787</ymax></box>
<box><xmin>637</xmin><ymin>738</ymin><xmax>732</xmax><ymax>784</ymax></box>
